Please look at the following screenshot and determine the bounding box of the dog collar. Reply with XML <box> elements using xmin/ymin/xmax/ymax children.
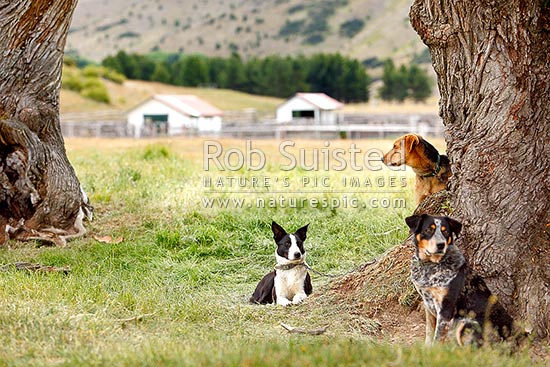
<box><xmin>419</xmin><ymin>154</ymin><xmax>441</xmax><ymax>178</ymax></box>
<box><xmin>275</xmin><ymin>262</ymin><xmax>305</xmax><ymax>271</ymax></box>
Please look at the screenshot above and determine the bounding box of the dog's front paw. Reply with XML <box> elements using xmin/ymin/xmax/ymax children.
<box><xmin>277</xmin><ymin>298</ymin><xmax>292</xmax><ymax>307</ymax></box>
<box><xmin>292</xmin><ymin>293</ymin><xmax>307</xmax><ymax>305</ymax></box>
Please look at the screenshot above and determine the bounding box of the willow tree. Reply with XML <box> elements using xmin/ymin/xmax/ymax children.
<box><xmin>0</xmin><ymin>0</ymin><xmax>91</xmax><ymax>245</ymax></box>
<box><xmin>410</xmin><ymin>1</ymin><xmax>550</xmax><ymax>338</ymax></box>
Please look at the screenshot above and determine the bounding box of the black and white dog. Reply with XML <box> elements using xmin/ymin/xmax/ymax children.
<box><xmin>250</xmin><ymin>221</ymin><xmax>312</xmax><ymax>306</ymax></box>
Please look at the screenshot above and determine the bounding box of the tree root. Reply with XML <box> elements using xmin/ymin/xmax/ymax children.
<box><xmin>4</xmin><ymin>206</ymin><xmax>88</xmax><ymax>246</ymax></box>
<box><xmin>1</xmin><ymin>119</ymin><xmax>92</xmax><ymax>246</ymax></box>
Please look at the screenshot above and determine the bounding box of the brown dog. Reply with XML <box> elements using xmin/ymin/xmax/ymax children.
<box><xmin>383</xmin><ymin>134</ymin><xmax>451</xmax><ymax>204</ymax></box>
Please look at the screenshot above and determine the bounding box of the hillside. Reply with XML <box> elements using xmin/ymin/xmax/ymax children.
<box><xmin>60</xmin><ymin>79</ymin><xmax>284</xmax><ymax>115</ymax></box>
<box><xmin>66</xmin><ymin>0</ymin><xmax>427</xmax><ymax>64</ymax></box>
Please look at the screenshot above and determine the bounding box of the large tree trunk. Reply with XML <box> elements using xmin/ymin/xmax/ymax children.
<box><xmin>0</xmin><ymin>0</ymin><xmax>91</xmax><ymax>246</ymax></box>
<box><xmin>410</xmin><ymin>1</ymin><xmax>550</xmax><ymax>338</ymax></box>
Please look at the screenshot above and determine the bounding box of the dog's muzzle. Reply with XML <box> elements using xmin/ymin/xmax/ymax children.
<box><xmin>292</xmin><ymin>252</ymin><xmax>302</xmax><ymax>260</ymax></box>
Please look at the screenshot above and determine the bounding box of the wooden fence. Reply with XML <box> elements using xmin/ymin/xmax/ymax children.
<box><xmin>60</xmin><ymin>111</ymin><xmax>444</xmax><ymax>139</ymax></box>
<box><xmin>217</xmin><ymin>113</ymin><xmax>444</xmax><ymax>139</ymax></box>
<box><xmin>61</xmin><ymin>111</ymin><xmax>128</xmax><ymax>137</ymax></box>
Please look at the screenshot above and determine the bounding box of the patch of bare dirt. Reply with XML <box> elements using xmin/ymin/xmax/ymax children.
<box><xmin>319</xmin><ymin>190</ymin><xmax>452</xmax><ymax>344</ymax></box>
<box><xmin>322</xmin><ymin>239</ymin><xmax>425</xmax><ymax>344</ymax></box>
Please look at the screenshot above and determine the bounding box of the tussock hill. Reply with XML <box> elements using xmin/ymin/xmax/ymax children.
<box><xmin>67</xmin><ymin>0</ymin><xmax>427</xmax><ymax>64</ymax></box>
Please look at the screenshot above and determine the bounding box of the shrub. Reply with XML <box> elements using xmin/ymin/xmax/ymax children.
<box><xmin>118</xmin><ymin>31</ymin><xmax>140</xmax><ymax>39</ymax></box>
<box><xmin>339</xmin><ymin>18</ymin><xmax>365</xmax><ymax>38</ymax></box>
<box><xmin>103</xmin><ymin>68</ymin><xmax>126</xmax><ymax>84</ymax></box>
<box><xmin>61</xmin><ymin>70</ymin><xmax>84</xmax><ymax>92</ymax></box>
<box><xmin>304</xmin><ymin>19</ymin><xmax>328</xmax><ymax>34</ymax></box>
<box><xmin>81</xmin><ymin>78</ymin><xmax>110</xmax><ymax>103</ymax></box>
<box><xmin>288</xmin><ymin>4</ymin><xmax>305</xmax><ymax>14</ymax></box>
<box><xmin>303</xmin><ymin>34</ymin><xmax>324</xmax><ymax>45</ymax></box>
<box><xmin>95</xmin><ymin>18</ymin><xmax>128</xmax><ymax>32</ymax></box>
<box><xmin>82</xmin><ymin>65</ymin><xmax>126</xmax><ymax>84</ymax></box>
<box><xmin>278</xmin><ymin>20</ymin><xmax>305</xmax><ymax>37</ymax></box>
<box><xmin>82</xmin><ymin>65</ymin><xmax>101</xmax><ymax>78</ymax></box>
<box><xmin>81</xmin><ymin>86</ymin><xmax>110</xmax><ymax>103</ymax></box>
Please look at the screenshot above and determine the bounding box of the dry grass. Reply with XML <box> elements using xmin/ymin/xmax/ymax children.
<box><xmin>60</xmin><ymin>79</ymin><xmax>284</xmax><ymax>115</ymax></box>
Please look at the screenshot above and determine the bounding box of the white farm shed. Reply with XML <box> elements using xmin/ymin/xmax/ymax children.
<box><xmin>127</xmin><ymin>94</ymin><xmax>223</xmax><ymax>138</ymax></box>
<box><xmin>276</xmin><ymin>92</ymin><xmax>344</xmax><ymax>125</ymax></box>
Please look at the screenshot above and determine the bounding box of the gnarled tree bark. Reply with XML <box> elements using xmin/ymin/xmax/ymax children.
<box><xmin>410</xmin><ymin>1</ymin><xmax>550</xmax><ymax>338</ymax></box>
<box><xmin>0</xmin><ymin>0</ymin><xmax>91</xmax><ymax>246</ymax></box>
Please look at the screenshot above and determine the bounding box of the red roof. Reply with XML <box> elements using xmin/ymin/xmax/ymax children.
<box><xmin>295</xmin><ymin>93</ymin><xmax>344</xmax><ymax>110</ymax></box>
<box><xmin>152</xmin><ymin>94</ymin><xmax>223</xmax><ymax>117</ymax></box>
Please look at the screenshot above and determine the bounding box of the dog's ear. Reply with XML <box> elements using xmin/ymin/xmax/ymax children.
<box><xmin>447</xmin><ymin>217</ymin><xmax>462</xmax><ymax>238</ymax></box>
<box><xmin>294</xmin><ymin>223</ymin><xmax>309</xmax><ymax>241</ymax></box>
<box><xmin>405</xmin><ymin>215</ymin><xmax>424</xmax><ymax>233</ymax></box>
<box><xmin>271</xmin><ymin>221</ymin><xmax>287</xmax><ymax>242</ymax></box>
<box><xmin>404</xmin><ymin>134</ymin><xmax>420</xmax><ymax>152</ymax></box>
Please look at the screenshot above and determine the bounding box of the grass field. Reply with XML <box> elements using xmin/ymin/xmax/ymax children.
<box><xmin>0</xmin><ymin>137</ymin><xmax>544</xmax><ymax>366</ymax></box>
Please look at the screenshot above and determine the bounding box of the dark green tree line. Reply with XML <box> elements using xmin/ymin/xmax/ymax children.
<box><xmin>102</xmin><ymin>51</ymin><xmax>371</xmax><ymax>102</ymax></box>
<box><xmin>379</xmin><ymin>59</ymin><xmax>432</xmax><ymax>102</ymax></box>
